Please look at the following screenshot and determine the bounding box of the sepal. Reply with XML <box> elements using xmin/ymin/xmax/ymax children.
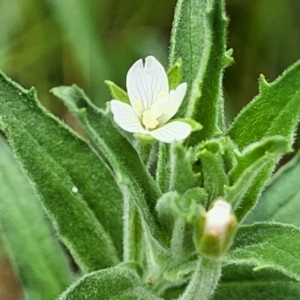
<box><xmin>194</xmin><ymin>198</ymin><xmax>237</xmax><ymax>260</ymax></box>
<box><xmin>167</xmin><ymin>58</ymin><xmax>182</xmax><ymax>90</ymax></box>
<box><xmin>173</xmin><ymin>118</ymin><xmax>202</xmax><ymax>132</ymax></box>
<box><xmin>105</xmin><ymin>80</ymin><xmax>130</xmax><ymax>104</ymax></box>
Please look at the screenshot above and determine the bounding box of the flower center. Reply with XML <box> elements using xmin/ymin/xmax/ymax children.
<box><xmin>142</xmin><ymin>109</ymin><xmax>159</xmax><ymax>130</ymax></box>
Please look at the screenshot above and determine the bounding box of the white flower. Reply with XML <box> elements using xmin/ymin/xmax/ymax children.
<box><xmin>110</xmin><ymin>56</ymin><xmax>191</xmax><ymax>143</ymax></box>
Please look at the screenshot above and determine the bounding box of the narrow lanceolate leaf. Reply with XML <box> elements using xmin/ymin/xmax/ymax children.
<box><xmin>170</xmin><ymin>0</ymin><xmax>229</xmax><ymax>141</ymax></box>
<box><xmin>0</xmin><ymin>72</ymin><xmax>122</xmax><ymax>271</ymax></box>
<box><xmin>59</xmin><ymin>267</ymin><xmax>161</xmax><ymax>300</ymax></box>
<box><xmin>198</xmin><ymin>148</ymin><xmax>228</xmax><ymax>204</ymax></box>
<box><xmin>52</xmin><ymin>86</ymin><xmax>162</xmax><ymax>242</ymax></box>
<box><xmin>213</xmin><ymin>264</ymin><xmax>300</xmax><ymax>300</ymax></box>
<box><xmin>225</xmin><ymin>136</ymin><xmax>290</xmax><ymax>219</ymax></box>
<box><xmin>229</xmin><ymin>136</ymin><xmax>290</xmax><ymax>183</ymax></box>
<box><xmin>244</xmin><ymin>151</ymin><xmax>300</xmax><ymax>226</ymax></box>
<box><xmin>169</xmin><ymin>143</ymin><xmax>198</xmax><ymax>194</ymax></box>
<box><xmin>227</xmin><ymin>223</ymin><xmax>300</xmax><ymax>280</ymax></box>
<box><xmin>228</xmin><ymin>60</ymin><xmax>300</xmax><ymax>149</ymax></box>
<box><xmin>0</xmin><ymin>137</ymin><xmax>73</xmax><ymax>300</ymax></box>
<box><xmin>226</xmin><ymin>61</ymin><xmax>300</xmax><ymax>221</ymax></box>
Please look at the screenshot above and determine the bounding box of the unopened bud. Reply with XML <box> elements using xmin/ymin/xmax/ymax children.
<box><xmin>194</xmin><ymin>198</ymin><xmax>236</xmax><ymax>260</ymax></box>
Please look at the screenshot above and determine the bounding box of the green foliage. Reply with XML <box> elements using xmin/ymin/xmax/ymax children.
<box><xmin>59</xmin><ymin>267</ymin><xmax>162</xmax><ymax>300</ymax></box>
<box><xmin>169</xmin><ymin>143</ymin><xmax>199</xmax><ymax>194</ymax></box>
<box><xmin>225</xmin><ymin>136</ymin><xmax>290</xmax><ymax>217</ymax></box>
<box><xmin>228</xmin><ymin>64</ymin><xmax>300</xmax><ymax>149</ymax></box>
<box><xmin>51</xmin><ymin>85</ymin><xmax>162</xmax><ymax>242</ymax></box>
<box><xmin>0</xmin><ymin>72</ymin><xmax>122</xmax><ymax>271</ymax></box>
<box><xmin>244</xmin><ymin>151</ymin><xmax>300</xmax><ymax>226</ymax></box>
<box><xmin>226</xmin><ymin>61</ymin><xmax>300</xmax><ymax>221</ymax></box>
<box><xmin>1</xmin><ymin>0</ymin><xmax>300</xmax><ymax>299</ymax></box>
<box><xmin>227</xmin><ymin>223</ymin><xmax>300</xmax><ymax>280</ymax></box>
<box><xmin>167</xmin><ymin>58</ymin><xmax>182</xmax><ymax>90</ymax></box>
<box><xmin>105</xmin><ymin>80</ymin><xmax>130</xmax><ymax>104</ymax></box>
<box><xmin>198</xmin><ymin>140</ymin><xmax>228</xmax><ymax>204</ymax></box>
<box><xmin>170</xmin><ymin>0</ymin><xmax>229</xmax><ymax>141</ymax></box>
<box><xmin>0</xmin><ymin>136</ymin><xmax>73</xmax><ymax>300</ymax></box>
<box><xmin>214</xmin><ymin>264</ymin><xmax>300</xmax><ymax>300</ymax></box>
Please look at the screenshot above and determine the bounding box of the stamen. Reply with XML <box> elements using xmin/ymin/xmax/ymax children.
<box><xmin>142</xmin><ymin>109</ymin><xmax>159</xmax><ymax>130</ymax></box>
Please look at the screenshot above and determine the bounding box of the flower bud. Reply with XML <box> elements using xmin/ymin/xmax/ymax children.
<box><xmin>194</xmin><ymin>198</ymin><xmax>236</xmax><ymax>260</ymax></box>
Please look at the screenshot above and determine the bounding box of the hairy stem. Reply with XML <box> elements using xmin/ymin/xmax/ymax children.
<box><xmin>178</xmin><ymin>258</ymin><xmax>222</xmax><ymax>300</ymax></box>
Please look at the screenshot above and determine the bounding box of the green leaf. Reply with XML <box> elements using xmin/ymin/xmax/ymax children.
<box><xmin>229</xmin><ymin>135</ymin><xmax>290</xmax><ymax>183</ymax></box>
<box><xmin>167</xmin><ymin>58</ymin><xmax>182</xmax><ymax>90</ymax></box>
<box><xmin>226</xmin><ymin>61</ymin><xmax>300</xmax><ymax>220</ymax></box>
<box><xmin>156</xmin><ymin>189</ymin><xmax>205</xmax><ymax>261</ymax></box>
<box><xmin>170</xmin><ymin>0</ymin><xmax>229</xmax><ymax>141</ymax></box>
<box><xmin>59</xmin><ymin>266</ymin><xmax>161</xmax><ymax>300</ymax></box>
<box><xmin>225</xmin><ymin>136</ymin><xmax>290</xmax><ymax>217</ymax></box>
<box><xmin>213</xmin><ymin>264</ymin><xmax>300</xmax><ymax>300</ymax></box>
<box><xmin>0</xmin><ymin>72</ymin><xmax>122</xmax><ymax>271</ymax></box>
<box><xmin>156</xmin><ymin>188</ymin><xmax>206</xmax><ymax>228</ymax></box>
<box><xmin>169</xmin><ymin>143</ymin><xmax>199</xmax><ymax>194</ymax></box>
<box><xmin>227</xmin><ymin>223</ymin><xmax>300</xmax><ymax>280</ymax></box>
<box><xmin>156</xmin><ymin>144</ymin><xmax>170</xmax><ymax>193</ymax></box>
<box><xmin>105</xmin><ymin>80</ymin><xmax>130</xmax><ymax>104</ymax></box>
<box><xmin>227</xmin><ymin>62</ymin><xmax>300</xmax><ymax>149</ymax></box>
<box><xmin>244</xmin><ymin>151</ymin><xmax>300</xmax><ymax>226</ymax></box>
<box><xmin>198</xmin><ymin>141</ymin><xmax>228</xmax><ymax>204</ymax></box>
<box><xmin>51</xmin><ymin>85</ymin><xmax>163</xmax><ymax>246</ymax></box>
<box><xmin>0</xmin><ymin>137</ymin><xmax>73</xmax><ymax>300</ymax></box>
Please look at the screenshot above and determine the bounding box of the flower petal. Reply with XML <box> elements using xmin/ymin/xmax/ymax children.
<box><xmin>148</xmin><ymin>121</ymin><xmax>191</xmax><ymax>143</ymax></box>
<box><xmin>110</xmin><ymin>100</ymin><xmax>146</xmax><ymax>134</ymax></box>
<box><xmin>150</xmin><ymin>95</ymin><xmax>169</xmax><ymax>119</ymax></box>
<box><xmin>158</xmin><ymin>82</ymin><xmax>187</xmax><ymax>125</ymax></box>
<box><xmin>127</xmin><ymin>56</ymin><xmax>169</xmax><ymax>114</ymax></box>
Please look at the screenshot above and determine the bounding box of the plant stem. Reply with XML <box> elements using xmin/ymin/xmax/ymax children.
<box><xmin>122</xmin><ymin>185</ymin><xmax>141</xmax><ymax>262</ymax></box>
<box><xmin>156</xmin><ymin>143</ymin><xmax>169</xmax><ymax>192</ymax></box>
<box><xmin>135</xmin><ymin>139</ymin><xmax>155</xmax><ymax>166</ymax></box>
<box><xmin>178</xmin><ymin>258</ymin><xmax>222</xmax><ymax>300</ymax></box>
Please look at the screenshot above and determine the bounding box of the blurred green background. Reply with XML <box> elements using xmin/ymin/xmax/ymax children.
<box><xmin>1</xmin><ymin>0</ymin><xmax>300</xmax><ymax>118</ymax></box>
<box><xmin>0</xmin><ymin>0</ymin><xmax>300</xmax><ymax>298</ymax></box>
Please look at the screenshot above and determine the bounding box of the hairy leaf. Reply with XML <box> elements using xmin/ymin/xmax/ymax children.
<box><xmin>52</xmin><ymin>85</ymin><xmax>163</xmax><ymax>246</ymax></box>
<box><xmin>0</xmin><ymin>136</ymin><xmax>73</xmax><ymax>300</ymax></box>
<box><xmin>227</xmin><ymin>223</ymin><xmax>300</xmax><ymax>280</ymax></box>
<box><xmin>226</xmin><ymin>61</ymin><xmax>300</xmax><ymax>221</ymax></box>
<box><xmin>0</xmin><ymin>72</ymin><xmax>122</xmax><ymax>271</ymax></box>
<box><xmin>59</xmin><ymin>266</ymin><xmax>161</xmax><ymax>300</ymax></box>
<box><xmin>198</xmin><ymin>145</ymin><xmax>228</xmax><ymax>204</ymax></box>
<box><xmin>213</xmin><ymin>264</ymin><xmax>300</xmax><ymax>300</ymax></box>
<box><xmin>170</xmin><ymin>0</ymin><xmax>229</xmax><ymax>141</ymax></box>
<box><xmin>228</xmin><ymin>61</ymin><xmax>300</xmax><ymax>149</ymax></box>
<box><xmin>244</xmin><ymin>151</ymin><xmax>300</xmax><ymax>226</ymax></box>
<box><xmin>169</xmin><ymin>143</ymin><xmax>198</xmax><ymax>194</ymax></box>
<box><xmin>225</xmin><ymin>136</ymin><xmax>289</xmax><ymax>217</ymax></box>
